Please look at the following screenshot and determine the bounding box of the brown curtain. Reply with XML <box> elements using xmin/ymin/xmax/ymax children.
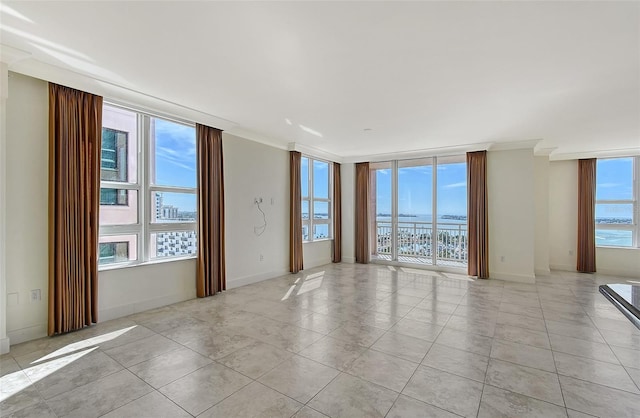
<box><xmin>467</xmin><ymin>151</ymin><xmax>489</xmax><ymax>279</ymax></box>
<box><xmin>290</xmin><ymin>151</ymin><xmax>303</xmax><ymax>273</ymax></box>
<box><xmin>332</xmin><ymin>163</ymin><xmax>342</xmax><ymax>263</ymax></box>
<box><xmin>48</xmin><ymin>83</ymin><xmax>102</xmax><ymax>336</ymax></box>
<box><xmin>577</xmin><ymin>159</ymin><xmax>596</xmax><ymax>273</ymax></box>
<box><xmin>196</xmin><ymin>124</ymin><xmax>226</xmax><ymax>297</ymax></box>
<box><xmin>355</xmin><ymin>162</ymin><xmax>370</xmax><ymax>264</ymax></box>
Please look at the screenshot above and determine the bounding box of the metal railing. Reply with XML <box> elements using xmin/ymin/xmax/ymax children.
<box><xmin>375</xmin><ymin>221</ymin><xmax>468</xmax><ymax>265</ymax></box>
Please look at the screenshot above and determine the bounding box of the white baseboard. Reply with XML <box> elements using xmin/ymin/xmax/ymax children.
<box><xmin>305</xmin><ymin>257</ymin><xmax>332</xmax><ymax>270</ymax></box>
<box><xmin>535</xmin><ymin>268</ymin><xmax>551</xmax><ymax>276</ymax></box>
<box><xmin>490</xmin><ymin>272</ymin><xmax>536</xmax><ymax>284</ymax></box>
<box><xmin>8</xmin><ymin>324</ymin><xmax>47</xmax><ymax>346</ymax></box>
<box><xmin>99</xmin><ymin>291</ymin><xmax>196</xmax><ymax>322</ymax></box>
<box><xmin>549</xmin><ymin>263</ymin><xmax>575</xmax><ymax>272</ymax></box>
<box><xmin>0</xmin><ymin>337</ymin><xmax>10</xmax><ymax>354</ymax></box>
<box><xmin>341</xmin><ymin>257</ymin><xmax>355</xmax><ymax>264</ymax></box>
<box><xmin>227</xmin><ymin>268</ymin><xmax>289</xmax><ymax>290</ymax></box>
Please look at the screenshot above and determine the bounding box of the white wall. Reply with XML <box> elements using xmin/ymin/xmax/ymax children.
<box><xmin>303</xmin><ymin>241</ymin><xmax>332</xmax><ymax>269</ymax></box>
<box><xmin>5</xmin><ymin>72</ymin><xmax>49</xmax><ymax>344</ymax></box>
<box><xmin>548</xmin><ymin>160</ymin><xmax>578</xmax><ymax>271</ymax></box>
<box><xmin>548</xmin><ymin>159</ymin><xmax>640</xmax><ymax>278</ymax></box>
<box><xmin>223</xmin><ymin>133</ymin><xmax>290</xmax><ymax>288</ymax></box>
<box><xmin>487</xmin><ymin>149</ymin><xmax>536</xmax><ymax>283</ymax></box>
<box><xmin>5</xmin><ymin>73</ymin><xmax>325</xmax><ymax>346</ymax></box>
<box><xmin>341</xmin><ymin>163</ymin><xmax>355</xmax><ymax>263</ymax></box>
<box><xmin>0</xmin><ymin>63</ymin><xmax>11</xmax><ymax>353</ymax></box>
<box><xmin>534</xmin><ymin>156</ymin><xmax>550</xmax><ymax>275</ymax></box>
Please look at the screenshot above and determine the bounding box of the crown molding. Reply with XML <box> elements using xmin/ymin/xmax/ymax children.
<box><xmin>342</xmin><ymin>142</ymin><xmax>492</xmax><ymax>163</ymax></box>
<box><xmin>288</xmin><ymin>142</ymin><xmax>343</xmax><ymax>163</ymax></box>
<box><xmin>549</xmin><ymin>147</ymin><xmax>640</xmax><ymax>161</ymax></box>
<box><xmin>7</xmin><ymin>54</ymin><xmax>238</xmax><ymax>131</ymax></box>
<box><xmin>488</xmin><ymin>139</ymin><xmax>541</xmax><ymax>151</ymax></box>
<box><xmin>0</xmin><ymin>44</ymin><xmax>31</xmax><ymax>66</ymax></box>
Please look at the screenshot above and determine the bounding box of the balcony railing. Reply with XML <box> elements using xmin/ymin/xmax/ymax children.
<box><xmin>375</xmin><ymin>221</ymin><xmax>468</xmax><ymax>266</ymax></box>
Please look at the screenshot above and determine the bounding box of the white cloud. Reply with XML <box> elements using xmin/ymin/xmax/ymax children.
<box><xmin>443</xmin><ymin>181</ymin><xmax>466</xmax><ymax>189</ymax></box>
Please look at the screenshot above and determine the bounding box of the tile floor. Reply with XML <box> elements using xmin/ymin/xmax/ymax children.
<box><xmin>2</xmin><ymin>263</ymin><xmax>640</xmax><ymax>417</ymax></box>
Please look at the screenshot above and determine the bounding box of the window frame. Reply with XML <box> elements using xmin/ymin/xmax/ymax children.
<box><xmin>99</xmin><ymin>103</ymin><xmax>198</xmax><ymax>270</ymax></box>
<box><xmin>302</xmin><ymin>156</ymin><xmax>333</xmax><ymax>243</ymax></box>
<box><xmin>595</xmin><ymin>156</ymin><xmax>639</xmax><ymax>249</ymax></box>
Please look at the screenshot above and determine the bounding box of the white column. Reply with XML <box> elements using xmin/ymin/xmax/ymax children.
<box><xmin>0</xmin><ymin>62</ymin><xmax>10</xmax><ymax>353</ymax></box>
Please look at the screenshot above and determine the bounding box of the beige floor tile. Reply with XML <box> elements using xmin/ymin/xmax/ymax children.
<box><xmin>101</xmin><ymin>391</ymin><xmax>190</xmax><ymax>418</ymax></box>
<box><xmin>491</xmin><ymin>339</ymin><xmax>556</xmax><ymax>372</ymax></box>
<box><xmin>298</xmin><ymin>336</ymin><xmax>368</xmax><ymax>371</ymax></box>
<box><xmin>494</xmin><ymin>324</ymin><xmax>550</xmax><ymax>349</ymax></box>
<box><xmin>549</xmin><ymin>333</ymin><xmax>618</xmax><ymax>364</ymax></box>
<box><xmin>24</xmin><ymin>349</ymin><xmax>123</xmax><ymax>399</ymax></box>
<box><xmin>216</xmin><ymin>340</ymin><xmax>292</xmax><ymax>379</ymax></box>
<box><xmin>199</xmin><ymin>381</ymin><xmax>303</xmax><ymax>418</ymax></box>
<box><xmin>422</xmin><ymin>343</ymin><xmax>489</xmax><ymax>382</ymax></box>
<box><xmin>371</xmin><ymin>331</ymin><xmax>432</xmax><ymax>363</ymax></box>
<box><xmin>128</xmin><ymin>347</ymin><xmax>212</xmax><ymax>388</ymax></box>
<box><xmin>103</xmin><ymin>334</ymin><xmax>182</xmax><ymax>367</ymax></box>
<box><xmin>478</xmin><ymin>385</ymin><xmax>567</xmax><ymax>418</ymax></box>
<box><xmin>402</xmin><ymin>366</ymin><xmax>483</xmax><ymax>418</ymax></box>
<box><xmin>389</xmin><ymin>318</ymin><xmax>444</xmax><ymax>342</ymax></box>
<box><xmin>258</xmin><ymin>355</ymin><xmax>339</xmax><ymax>403</ymax></box>
<box><xmin>308</xmin><ymin>373</ymin><xmax>398</xmax><ymax>418</ymax></box>
<box><xmin>328</xmin><ymin>321</ymin><xmax>386</xmax><ymax>347</ymax></box>
<box><xmin>560</xmin><ymin>375</ymin><xmax>640</xmax><ymax>417</ymax></box>
<box><xmin>346</xmin><ymin>349</ymin><xmax>418</xmax><ymax>392</ymax></box>
<box><xmin>435</xmin><ymin>328</ymin><xmax>493</xmax><ymax>356</ymax></box>
<box><xmin>485</xmin><ymin>359</ymin><xmax>564</xmax><ymax>406</ymax></box>
<box><xmin>46</xmin><ymin>370</ymin><xmax>153</xmax><ymax>418</ymax></box>
<box><xmin>387</xmin><ymin>394</ymin><xmax>459</xmax><ymax>418</ymax></box>
<box><xmin>554</xmin><ymin>351</ymin><xmax>639</xmax><ymax>394</ymax></box>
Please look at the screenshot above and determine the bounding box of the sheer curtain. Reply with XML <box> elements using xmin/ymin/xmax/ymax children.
<box><xmin>290</xmin><ymin>151</ymin><xmax>303</xmax><ymax>273</ymax></box>
<box><xmin>355</xmin><ymin>162</ymin><xmax>370</xmax><ymax>264</ymax></box>
<box><xmin>577</xmin><ymin>159</ymin><xmax>596</xmax><ymax>273</ymax></box>
<box><xmin>196</xmin><ymin>124</ymin><xmax>226</xmax><ymax>297</ymax></box>
<box><xmin>48</xmin><ymin>83</ymin><xmax>102</xmax><ymax>335</ymax></box>
<box><xmin>467</xmin><ymin>151</ymin><xmax>489</xmax><ymax>279</ymax></box>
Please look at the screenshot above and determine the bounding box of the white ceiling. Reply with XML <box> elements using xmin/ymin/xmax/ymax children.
<box><xmin>2</xmin><ymin>1</ymin><xmax>639</xmax><ymax>160</ymax></box>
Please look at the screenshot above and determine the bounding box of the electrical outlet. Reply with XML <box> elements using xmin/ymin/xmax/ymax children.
<box><xmin>500</xmin><ymin>255</ymin><xmax>505</xmax><ymax>262</ymax></box>
<box><xmin>254</xmin><ymin>197</ymin><xmax>263</xmax><ymax>204</ymax></box>
<box><xmin>259</xmin><ymin>254</ymin><xmax>264</xmax><ymax>262</ymax></box>
<box><xmin>30</xmin><ymin>289</ymin><xmax>41</xmax><ymax>302</ymax></box>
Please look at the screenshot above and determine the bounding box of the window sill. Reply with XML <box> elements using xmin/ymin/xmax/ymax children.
<box><xmin>98</xmin><ymin>255</ymin><xmax>197</xmax><ymax>272</ymax></box>
<box><xmin>303</xmin><ymin>238</ymin><xmax>333</xmax><ymax>244</ymax></box>
<box><xmin>596</xmin><ymin>246</ymin><xmax>640</xmax><ymax>251</ymax></box>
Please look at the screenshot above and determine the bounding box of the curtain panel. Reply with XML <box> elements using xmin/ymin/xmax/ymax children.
<box><xmin>467</xmin><ymin>151</ymin><xmax>489</xmax><ymax>279</ymax></box>
<box><xmin>196</xmin><ymin>124</ymin><xmax>226</xmax><ymax>297</ymax></box>
<box><xmin>355</xmin><ymin>162</ymin><xmax>370</xmax><ymax>264</ymax></box>
<box><xmin>332</xmin><ymin>163</ymin><xmax>342</xmax><ymax>263</ymax></box>
<box><xmin>290</xmin><ymin>151</ymin><xmax>304</xmax><ymax>273</ymax></box>
<box><xmin>48</xmin><ymin>83</ymin><xmax>102</xmax><ymax>335</ymax></box>
<box><xmin>577</xmin><ymin>159</ymin><xmax>597</xmax><ymax>273</ymax></box>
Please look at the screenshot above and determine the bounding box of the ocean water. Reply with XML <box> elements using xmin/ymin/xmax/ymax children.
<box><xmin>377</xmin><ymin>215</ymin><xmax>467</xmax><ymax>225</ymax></box>
<box><xmin>595</xmin><ymin>229</ymin><xmax>633</xmax><ymax>247</ymax></box>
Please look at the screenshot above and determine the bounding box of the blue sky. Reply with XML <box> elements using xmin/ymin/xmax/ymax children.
<box><xmin>595</xmin><ymin>157</ymin><xmax>634</xmax><ymax>220</ymax></box>
<box><xmin>153</xmin><ymin>119</ymin><xmax>197</xmax><ymax>212</ymax></box>
<box><xmin>376</xmin><ymin>161</ymin><xmax>467</xmax><ymax>216</ymax></box>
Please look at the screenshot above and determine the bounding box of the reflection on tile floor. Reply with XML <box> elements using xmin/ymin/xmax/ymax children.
<box><xmin>2</xmin><ymin>264</ymin><xmax>640</xmax><ymax>417</ymax></box>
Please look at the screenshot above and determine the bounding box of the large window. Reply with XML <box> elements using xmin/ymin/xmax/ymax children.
<box><xmin>595</xmin><ymin>156</ymin><xmax>639</xmax><ymax>248</ymax></box>
<box><xmin>371</xmin><ymin>155</ymin><xmax>467</xmax><ymax>268</ymax></box>
<box><xmin>99</xmin><ymin>104</ymin><xmax>197</xmax><ymax>267</ymax></box>
<box><xmin>301</xmin><ymin>157</ymin><xmax>332</xmax><ymax>241</ymax></box>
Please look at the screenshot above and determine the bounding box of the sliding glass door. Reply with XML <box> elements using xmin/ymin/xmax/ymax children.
<box><xmin>371</xmin><ymin>156</ymin><xmax>467</xmax><ymax>269</ymax></box>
